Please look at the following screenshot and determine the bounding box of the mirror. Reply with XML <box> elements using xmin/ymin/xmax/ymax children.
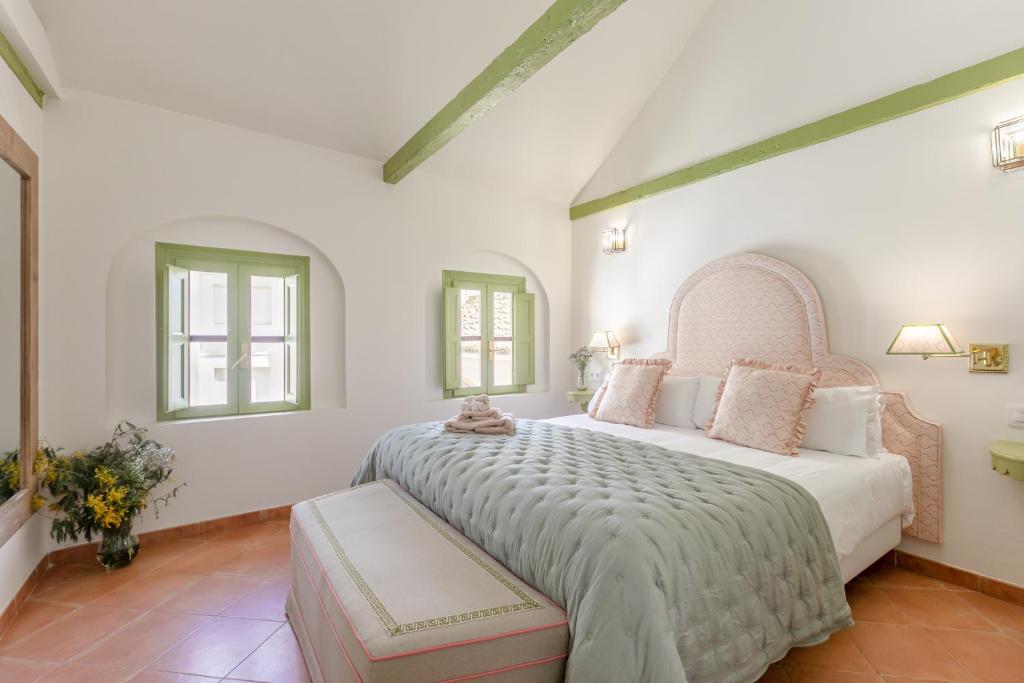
<box><xmin>0</xmin><ymin>110</ymin><xmax>38</xmax><ymax>546</ymax></box>
<box><xmin>0</xmin><ymin>158</ymin><xmax>19</xmax><ymax>505</ymax></box>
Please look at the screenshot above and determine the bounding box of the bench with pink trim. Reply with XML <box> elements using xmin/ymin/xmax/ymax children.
<box><xmin>287</xmin><ymin>480</ymin><xmax>569</xmax><ymax>683</ymax></box>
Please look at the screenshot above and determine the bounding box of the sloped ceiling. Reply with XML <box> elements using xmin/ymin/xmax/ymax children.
<box><xmin>31</xmin><ymin>0</ymin><xmax>713</xmax><ymax>203</ymax></box>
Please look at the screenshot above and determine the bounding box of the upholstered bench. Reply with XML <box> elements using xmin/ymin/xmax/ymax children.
<box><xmin>287</xmin><ymin>480</ymin><xmax>569</xmax><ymax>683</ymax></box>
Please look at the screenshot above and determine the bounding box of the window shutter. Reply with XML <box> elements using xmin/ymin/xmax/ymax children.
<box><xmin>166</xmin><ymin>264</ymin><xmax>189</xmax><ymax>412</ymax></box>
<box><xmin>443</xmin><ymin>287</ymin><xmax>461</xmax><ymax>391</ymax></box>
<box><xmin>284</xmin><ymin>274</ymin><xmax>299</xmax><ymax>405</ymax></box>
<box><xmin>513</xmin><ymin>292</ymin><xmax>535</xmax><ymax>386</ymax></box>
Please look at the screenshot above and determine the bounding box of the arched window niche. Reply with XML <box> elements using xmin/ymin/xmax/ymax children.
<box><xmin>423</xmin><ymin>249</ymin><xmax>551</xmax><ymax>399</ymax></box>
<box><xmin>106</xmin><ymin>216</ymin><xmax>346</xmax><ymax>425</ymax></box>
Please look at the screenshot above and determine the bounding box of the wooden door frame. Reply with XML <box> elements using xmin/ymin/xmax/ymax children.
<box><xmin>0</xmin><ymin>110</ymin><xmax>39</xmax><ymax>546</ymax></box>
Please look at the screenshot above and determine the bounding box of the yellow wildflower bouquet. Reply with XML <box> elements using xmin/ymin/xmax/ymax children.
<box><xmin>46</xmin><ymin>421</ymin><xmax>184</xmax><ymax>568</ymax></box>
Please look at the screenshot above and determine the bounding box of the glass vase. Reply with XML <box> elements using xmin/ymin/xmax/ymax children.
<box><xmin>576</xmin><ymin>367</ymin><xmax>588</xmax><ymax>391</ymax></box>
<box><xmin>97</xmin><ymin>528</ymin><xmax>140</xmax><ymax>570</ymax></box>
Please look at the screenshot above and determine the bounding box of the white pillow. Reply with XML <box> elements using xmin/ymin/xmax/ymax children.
<box><xmin>866</xmin><ymin>392</ymin><xmax>884</xmax><ymax>455</ymax></box>
<box><xmin>654</xmin><ymin>376</ymin><xmax>699</xmax><ymax>428</ymax></box>
<box><xmin>692</xmin><ymin>375</ymin><xmax>723</xmax><ymax>429</ymax></box>
<box><xmin>586</xmin><ymin>382</ymin><xmax>606</xmax><ymax>413</ymax></box>
<box><xmin>802</xmin><ymin>386</ymin><xmax>883</xmax><ymax>458</ymax></box>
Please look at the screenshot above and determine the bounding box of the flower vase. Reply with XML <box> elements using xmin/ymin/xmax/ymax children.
<box><xmin>97</xmin><ymin>528</ymin><xmax>140</xmax><ymax>569</ymax></box>
<box><xmin>576</xmin><ymin>367</ymin><xmax>588</xmax><ymax>391</ymax></box>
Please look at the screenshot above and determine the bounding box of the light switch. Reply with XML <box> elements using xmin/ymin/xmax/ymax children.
<box><xmin>1008</xmin><ymin>404</ymin><xmax>1024</xmax><ymax>428</ymax></box>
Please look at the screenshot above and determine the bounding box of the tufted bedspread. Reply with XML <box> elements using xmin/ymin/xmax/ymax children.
<box><xmin>352</xmin><ymin>420</ymin><xmax>852</xmax><ymax>683</ymax></box>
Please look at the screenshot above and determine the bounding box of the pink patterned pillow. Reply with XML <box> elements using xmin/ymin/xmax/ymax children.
<box><xmin>592</xmin><ymin>358</ymin><xmax>672</xmax><ymax>428</ymax></box>
<box><xmin>705</xmin><ymin>359</ymin><xmax>821</xmax><ymax>456</ymax></box>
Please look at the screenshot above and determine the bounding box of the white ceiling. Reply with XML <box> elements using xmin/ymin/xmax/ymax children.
<box><xmin>30</xmin><ymin>0</ymin><xmax>713</xmax><ymax>203</ymax></box>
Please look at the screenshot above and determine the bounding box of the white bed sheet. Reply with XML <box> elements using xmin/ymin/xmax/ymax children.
<box><xmin>544</xmin><ymin>414</ymin><xmax>914</xmax><ymax>561</ymax></box>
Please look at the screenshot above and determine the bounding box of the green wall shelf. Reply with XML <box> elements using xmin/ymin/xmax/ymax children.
<box><xmin>990</xmin><ymin>441</ymin><xmax>1024</xmax><ymax>481</ymax></box>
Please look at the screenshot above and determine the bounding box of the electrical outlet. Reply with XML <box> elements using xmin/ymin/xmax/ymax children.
<box><xmin>1008</xmin><ymin>404</ymin><xmax>1024</xmax><ymax>428</ymax></box>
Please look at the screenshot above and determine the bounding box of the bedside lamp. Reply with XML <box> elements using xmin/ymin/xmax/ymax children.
<box><xmin>588</xmin><ymin>330</ymin><xmax>620</xmax><ymax>360</ymax></box>
<box><xmin>886</xmin><ymin>323</ymin><xmax>1008</xmax><ymax>373</ymax></box>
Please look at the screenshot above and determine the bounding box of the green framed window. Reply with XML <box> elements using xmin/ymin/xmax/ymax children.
<box><xmin>156</xmin><ymin>243</ymin><xmax>311</xmax><ymax>420</ymax></box>
<box><xmin>442</xmin><ymin>270</ymin><xmax>534</xmax><ymax>399</ymax></box>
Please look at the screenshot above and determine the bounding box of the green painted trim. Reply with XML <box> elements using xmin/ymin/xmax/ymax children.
<box><xmin>0</xmin><ymin>28</ymin><xmax>43</xmax><ymax>108</ymax></box>
<box><xmin>383</xmin><ymin>0</ymin><xmax>627</xmax><ymax>184</ymax></box>
<box><xmin>570</xmin><ymin>45</ymin><xmax>1024</xmax><ymax>220</ymax></box>
<box><xmin>237</xmin><ymin>262</ymin><xmax>312</xmax><ymax>415</ymax></box>
<box><xmin>441</xmin><ymin>270</ymin><xmax>526</xmax><ymax>291</ymax></box>
<box><xmin>155</xmin><ymin>242</ymin><xmax>311</xmax><ymax>421</ymax></box>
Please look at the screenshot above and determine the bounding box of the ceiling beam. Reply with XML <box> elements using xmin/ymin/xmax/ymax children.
<box><xmin>383</xmin><ymin>0</ymin><xmax>627</xmax><ymax>184</ymax></box>
<box><xmin>0</xmin><ymin>27</ymin><xmax>43</xmax><ymax>107</ymax></box>
<box><xmin>570</xmin><ymin>45</ymin><xmax>1024</xmax><ymax>220</ymax></box>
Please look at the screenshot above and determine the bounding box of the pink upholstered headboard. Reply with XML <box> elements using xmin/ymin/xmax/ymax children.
<box><xmin>653</xmin><ymin>253</ymin><xmax>942</xmax><ymax>543</ymax></box>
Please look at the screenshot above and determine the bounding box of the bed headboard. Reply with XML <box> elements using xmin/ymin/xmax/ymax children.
<box><xmin>653</xmin><ymin>253</ymin><xmax>941</xmax><ymax>543</ymax></box>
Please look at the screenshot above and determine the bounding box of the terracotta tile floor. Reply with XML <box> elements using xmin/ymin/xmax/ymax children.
<box><xmin>759</xmin><ymin>563</ymin><xmax>1024</xmax><ymax>683</ymax></box>
<box><xmin>0</xmin><ymin>520</ymin><xmax>307</xmax><ymax>683</ymax></box>
<box><xmin>2</xmin><ymin>520</ymin><xmax>1023</xmax><ymax>683</ymax></box>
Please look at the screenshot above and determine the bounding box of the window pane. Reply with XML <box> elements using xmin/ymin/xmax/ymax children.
<box><xmin>286</xmin><ymin>279</ymin><xmax>297</xmax><ymax>337</ymax></box>
<box><xmin>460</xmin><ymin>289</ymin><xmax>480</xmax><ymax>337</ymax></box>
<box><xmin>251</xmin><ymin>342</ymin><xmax>285</xmax><ymax>403</ymax></box>
<box><xmin>460</xmin><ymin>341</ymin><xmax>481</xmax><ymax>388</ymax></box>
<box><xmin>493</xmin><ymin>291</ymin><xmax>512</xmax><ymax>339</ymax></box>
<box><xmin>169</xmin><ymin>344</ymin><xmax>184</xmax><ymax>403</ymax></box>
<box><xmin>459</xmin><ymin>288</ymin><xmax>481</xmax><ymax>388</ymax></box>
<box><xmin>286</xmin><ymin>341</ymin><xmax>297</xmax><ymax>398</ymax></box>
<box><xmin>213</xmin><ymin>284</ymin><xmax>227</xmax><ymax>325</ymax></box>
<box><xmin>492</xmin><ymin>291</ymin><xmax>514</xmax><ymax>386</ymax></box>
<box><xmin>189</xmin><ymin>271</ymin><xmax>228</xmax><ymax>336</ymax></box>
<box><xmin>169</xmin><ymin>276</ymin><xmax>185</xmax><ymax>335</ymax></box>
<box><xmin>190</xmin><ymin>341</ymin><xmax>227</xmax><ymax>406</ymax></box>
<box><xmin>251</xmin><ymin>275</ymin><xmax>284</xmax><ymax>337</ymax></box>
<box><xmin>493</xmin><ymin>341</ymin><xmax>513</xmax><ymax>386</ymax></box>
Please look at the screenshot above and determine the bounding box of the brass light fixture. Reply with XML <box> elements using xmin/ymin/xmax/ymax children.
<box><xmin>992</xmin><ymin>115</ymin><xmax>1024</xmax><ymax>172</ymax></box>
<box><xmin>601</xmin><ymin>227</ymin><xmax>626</xmax><ymax>254</ymax></box>
<box><xmin>588</xmin><ymin>330</ymin><xmax>620</xmax><ymax>359</ymax></box>
<box><xmin>886</xmin><ymin>324</ymin><xmax>1008</xmax><ymax>373</ymax></box>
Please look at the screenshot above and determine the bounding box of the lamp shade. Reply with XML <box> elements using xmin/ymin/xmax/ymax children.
<box><xmin>588</xmin><ymin>330</ymin><xmax>619</xmax><ymax>351</ymax></box>
<box><xmin>886</xmin><ymin>324</ymin><xmax>963</xmax><ymax>357</ymax></box>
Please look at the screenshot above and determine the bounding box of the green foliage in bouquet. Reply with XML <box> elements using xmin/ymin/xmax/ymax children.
<box><xmin>46</xmin><ymin>421</ymin><xmax>185</xmax><ymax>544</ymax></box>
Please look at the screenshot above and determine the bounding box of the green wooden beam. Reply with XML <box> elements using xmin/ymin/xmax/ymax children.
<box><xmin>570</xmin><ymin>46</ymin><xmax>1024</xmax><ymax>220</ymax></box>
<box><xmin>0</xmin><ymin>28</ymin><xmax>43</xmax><ymax>108</ymax></box>
<box><xmin>383</xmin><ymin>0</ymin><xmax>627</xmax><ymax>184</ymax></box>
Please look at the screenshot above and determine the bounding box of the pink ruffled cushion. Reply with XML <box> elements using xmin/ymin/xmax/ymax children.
<box><xmin>591</xmin><ymin>358</ymin><xmax>672</xmax><ymax>428</ymax></box>
<box><xmin>705</xmin><ymin>358</ymin><xmax>820</xmax><ymax>456</ymax></box>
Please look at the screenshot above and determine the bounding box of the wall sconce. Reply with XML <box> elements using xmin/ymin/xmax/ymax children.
<box><xmin>992</xmin><ymin>115</ymin><xmax>1024</xmax><ymax>172</ymax></box>
<box><xmin>589</xmin><ymin>330</ymin><xmax>620</xmax><ymax>359</ymax></box>
<box><xmin>886</xmin><ymin>323</ymin><xmax>1008</xmax><ymax>373</ymax></box>
<box><xmin>601</xmin><ymin>227</ymin><xmax>626</xmax><ymax>254</ymax></box>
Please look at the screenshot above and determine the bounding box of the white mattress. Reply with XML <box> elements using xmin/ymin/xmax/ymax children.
<box><xmin>544</xmin><ymin>414</ymin><xmax>914</xmax><ymax>562</ymax></box>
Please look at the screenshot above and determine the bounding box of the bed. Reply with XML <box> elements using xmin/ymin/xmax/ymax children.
<box><xmin>353</xmin><ymin>253</ymin><xmax>942</xmax><ymax>682</ymax></box>
<box><xmin>545</xmin><ymin>413</ymin><xmax>913</xmax><ymax>584</ymax></box>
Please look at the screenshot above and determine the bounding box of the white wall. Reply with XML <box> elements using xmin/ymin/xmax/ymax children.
<box><xmin>573</xmin><ymin>0</ymin><xmax>1024</xmax><ymax>585</ymax></box>
<box><xmin>0</xmin><ymin>52</ymin><xmax>45</xmax><ymax>613</ymax></box>
<box><xmin>40</xmin><ymin>89</ymin><xmax>573</xmax><ymax>537</ymax></box>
